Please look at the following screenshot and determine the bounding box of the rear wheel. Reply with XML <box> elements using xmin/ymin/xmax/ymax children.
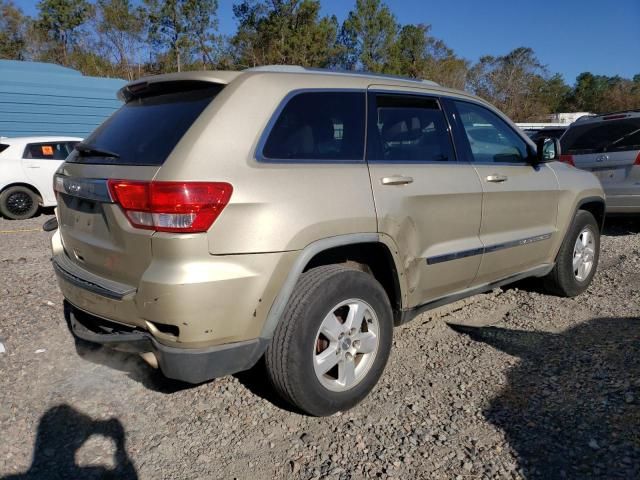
<box><xmin>544</xmin><ymin>210</ymin><xmax>600</xmax><ymax>297</ymax></box>
<box><xmin>0</xmin><ymin>186</ymin><xmax>40</xmax><ymax>220</ymax></box>
<box><xmin>265</xmin><ymin>264</ymin><xmax>393</xmax><ymax>416</ymax></box>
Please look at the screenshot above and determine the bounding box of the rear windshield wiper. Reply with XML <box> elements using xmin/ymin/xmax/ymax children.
<box><xmin>75</xmin><ymin>142</ymin><xmax>120</xmax><ymax>158</ymax></box>
<box><xmin>601</xmin><ymin>127</ymin><xmax>640</xmax><ymax>152</ymax></box>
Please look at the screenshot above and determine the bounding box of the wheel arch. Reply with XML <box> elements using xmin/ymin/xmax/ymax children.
<box><xmin>577</xmin><ymin>196</ymin><xmax>606</xmax><ymax>231</ymax></box>
<box><xmin>0</xmin><ymin>182</ymin><xmax>43</xmax><ymax>204</ymax></box>
<box><xmin>260</xmin><ymin>234</ymin><xmax>405</xmax><ymax>339</ymax></box>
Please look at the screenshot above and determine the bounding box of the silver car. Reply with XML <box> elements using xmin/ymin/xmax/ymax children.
<box><xmin>560</xmin><ymin>110</ymin><xmax>640</xmax><ymax>213</ymax></box>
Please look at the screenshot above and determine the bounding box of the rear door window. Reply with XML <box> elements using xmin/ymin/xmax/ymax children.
<box><xmin>261</xmin><ymin>91</ymin><xmax>366</xmax><ymax>161</ymax></box>
<box><xmin>24</xmin><ymin>142</ymin><xmax>72</xmax><ymax>160</ymax></box>
<box><xmin>367</xmin><ymin>94</ymin><xmax>455</xmax><ymax>162</ymax></box>
<box><xmin>68</xmin><ymin>82</ymin><xmax>223</xmax><ymax>165</ymax></box>
<box><xmin>561</xmin><ymin>117</ymin><xmax>640</xmax><ymax>154</ymax></box>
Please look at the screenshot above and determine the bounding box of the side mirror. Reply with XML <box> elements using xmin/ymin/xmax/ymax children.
<box><xmin>535</xmin><ymin>137</ymin><xmax>561</xmax><ymax>163</ymax></box>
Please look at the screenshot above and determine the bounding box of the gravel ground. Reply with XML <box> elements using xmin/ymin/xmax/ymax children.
<box><xmin>0</xmin><ymin>212</ymin><xmax>638</xmax><ymax>479</ymax></box>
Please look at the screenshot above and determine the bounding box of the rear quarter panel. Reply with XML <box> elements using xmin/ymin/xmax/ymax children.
<box><xmin>156</xmin><ymin>73</ymin><xmax>378</xmax><ymax>255</ymax></box>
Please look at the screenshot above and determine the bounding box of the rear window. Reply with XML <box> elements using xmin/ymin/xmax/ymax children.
<box><xmin>24</xmin><ymin>142</ymin><xmax>74</xmax><ymax>160</ymax></box>
<box><xmin>68</xmin><ymin>83</ymin><xmax>223</xmax><ymax>165</ymax></box>
<box><xmin>261</xmin><ymin>91</ymin><xmax>366</xmax><ymax>161</ymax></box>
<box><xmin>561</xmin><ymin>117</ymin><xmax>640</xmax><ymax>154</ymax></box>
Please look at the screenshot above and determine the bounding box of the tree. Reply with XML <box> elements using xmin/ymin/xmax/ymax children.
<box><xmin>34</xmin><ymin>0</ymin><xmax>93</xmax><ymax>66</ymax></box>
<box><xmin>95</xmin><ymin>0</ymin><xmax>145</xmax><ymax>80</ymax></box>
<box><xmin>392</xmin><ymin>24</ymin><xmax>468</xmax><ymax>88</ymax></box>
<box><xmin>145</xmin><ymin>0</ymin><xmax>219</xmax><ymax>72</ymax></box>
<box><xmin>0</xmin><ymin>0</ymin><xmax>28</xmax><ymax>60</ymax></box>
<box><xmin>468</xmin><ymin>47</ymin><xmax>551</xmax><ymax>121</ymax></box>
<box><xmin>567</xmin><ymin>72</ymin><xmax>610</xmax><ymax>111</ymax></box>
<box><xmin>539</xmin><ymin>73</ymin><xmax>571</xmax><ymax>114</ymax></box>
<box><xmin>231</xmin><ymin>0</ymin><xmax>339</xmax><ymax>68</ymax></box>
<box><xmin>339</xmin><ymin>0</ymin><xmax>398</xmax><ymax>72</ymax></box>
<box><xmin>392</xmin><ymin>24</ymin><xmax>428</xmax><ymax>77</ymax></box>
<box><xmin>599</xmin><ymin>77</ymin><xmax>640</xmax><ymax>113</ymax></box>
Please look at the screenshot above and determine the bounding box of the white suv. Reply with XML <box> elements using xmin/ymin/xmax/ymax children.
<box><xmin>0</xmin><ymin>136</ymin><xmax>81</xmax><ymax>219</ymax></box>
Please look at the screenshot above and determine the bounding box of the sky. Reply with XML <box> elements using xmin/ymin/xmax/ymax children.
<box><xmin>15</xmin><ymin>0</ymin><xmax>640</xmax><ymax>84</ymax></box>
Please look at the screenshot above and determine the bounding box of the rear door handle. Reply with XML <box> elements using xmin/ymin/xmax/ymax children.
<box><xmin>381</xmin><ymin>175</ymin><xmax>414</xmax><ymax>186</ymax></box>
<box><xmin>486</xmin><ymin>174</ymin><xmax>508</xmax><ymax>183</ymax></box>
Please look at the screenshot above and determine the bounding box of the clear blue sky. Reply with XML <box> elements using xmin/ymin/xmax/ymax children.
<box><xmin>16</xmin><ymin>0</ymin><xmax>640</xmax><ymax>84</ymax></box>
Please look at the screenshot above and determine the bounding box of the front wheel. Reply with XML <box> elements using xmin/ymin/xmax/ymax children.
<box><xmin>265</xmin><ymin>264</ymin><xmax>393</xmax><ymax>416</ymax></box>
<box><xmin>544</xmin><ymin>210</ymin><xmax>600</xmax><ymax>297</ymax></box>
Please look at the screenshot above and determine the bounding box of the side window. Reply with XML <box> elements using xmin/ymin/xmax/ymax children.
<box><xmin>262</xmin><ymin>91</ymin><xmax>365</xmax><ymax>161</ymax></box>
<box><xmin>24</xmin><ymin>143</ymin><xmax>70</xmax><ymax>160</ymax></box>
<box><xmin>454</xmin><ymin>101</ymin><xmax>529</xmax><ymax>163</ymax></box>
<box><xmin>367</xmin><ymin>94</ymin><xmax>455</xmax><ymax>162</ymax></box>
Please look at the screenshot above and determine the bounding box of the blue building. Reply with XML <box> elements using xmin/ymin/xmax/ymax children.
<box><xmin>0</xmin><ymin>60</ymin><xmax>126</xmax><ymax>138</ymax></box>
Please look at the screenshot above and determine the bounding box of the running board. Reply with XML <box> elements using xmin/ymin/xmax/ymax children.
<box><xmin>396</xmin><ymin>264</ymin><xmax>554</xmax><ymax>326</ymax></box>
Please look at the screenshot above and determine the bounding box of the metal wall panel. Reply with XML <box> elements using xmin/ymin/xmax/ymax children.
<box><xmin>0</xmin><ymin>60</ymin><xmax>126</xmax><ymax>138</ymax></box>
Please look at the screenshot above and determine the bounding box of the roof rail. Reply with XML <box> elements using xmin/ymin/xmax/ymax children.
<box><xmin>245</xmin><ymin>65</ymin><xmax>439</xmax><ymax>86</ymax></box>
<box><xmin>594</xmin><ymin>108</ymin><xmax>640</xmax><ymax>117</ymax></box>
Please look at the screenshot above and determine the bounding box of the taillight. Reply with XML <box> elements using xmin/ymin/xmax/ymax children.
<box><xmin>107</xmin><ymin>180</ymin><xmax>233</xmax><ymax>233</ymax></box>
<box><xmin>559</xmin><ymin>154</ymin><xmax>575</xmax><ymax>166</ymax></box>
<box><xmin>603</xmin><ymin>114</ymin><xmax>628</xmax><ymax>121</ymax></box>
<box><xmin>635</xmin><ymin>152</ymin><xmax>640</xmax><ymax>165</ymax></box>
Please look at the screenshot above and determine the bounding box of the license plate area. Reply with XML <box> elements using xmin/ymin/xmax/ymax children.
<box><xmin>58</xmin><ymin>194</ymin><xmax>101</xmax><ymax>233</ymax></box>
<box><xmin>593</xmin><ymin>168</ymin><xmax>626</xmax><ymax>183</ymax></box>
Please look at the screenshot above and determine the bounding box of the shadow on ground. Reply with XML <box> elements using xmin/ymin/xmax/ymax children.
<box><xmin>2</xmin><ymin>404</ymin><xmax>137</xmax><ymax>480</ymax></box>
<box><xmin>72</xmin><ymin>337</ymin><xmax>192</xmax><ymax>394</ymax></box>
<box><xmin>602</xmin><ymin>216</ymin><xmax>640</xmax><ymax>237</ymax></box>
<box><xmin>450</xmin><ymin>317</ymin><xmax>640</xmax><ymax>479</ymax></box>
<box><xmin>234</xmin><ymin>358</ymin><xmax>302</xmax><ymax>414</ymax></box>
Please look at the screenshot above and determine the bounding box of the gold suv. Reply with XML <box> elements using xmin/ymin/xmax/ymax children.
<box><xmin>49</xmin><ymin>66</ymin><xmax>605</xmax><ymax>416</ymax></box>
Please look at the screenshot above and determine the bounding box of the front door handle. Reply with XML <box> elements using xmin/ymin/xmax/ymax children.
<box><xmin>486</xmin><ymin>174</ymin><xmax>508</xmax><ymax>183</ymax></box>
<box><xmin>381</xmin><ymin>175</ymin><xmax>414</xmax><ymax>186</ymax></box>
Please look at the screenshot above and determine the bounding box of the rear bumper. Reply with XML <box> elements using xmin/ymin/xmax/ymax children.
<box><xmin>50</xmin><ymin>229</ymin><xmax>296</xmax><ymax>347</ymax></box>
<box><xmin>65</xmin><ymin>301</ymin><xmax>268</xmax><ymax>383</ymax></box>
<box><xmin>605</xmin><ymin>194</ymin><xmax>640</xmax><ymax>213</ymax></box>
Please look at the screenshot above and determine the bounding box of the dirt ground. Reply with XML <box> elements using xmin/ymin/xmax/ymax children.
<box><xmin>0</xmin><ymin>213</ymin><xmax>638</xmax><ymax>479</ymax></box>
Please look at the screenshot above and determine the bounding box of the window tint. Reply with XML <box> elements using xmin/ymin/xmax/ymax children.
<box><xmin>262</xmin><ymin>92</ymin><xmax>365</xmax><ymax>161</ymax></box>
<box><xmin>24</xmin><ymin>142</ymin><xmax>73</xmax><ymax>160</ymax></box>
<box><xmin>454</xmin><ymin>101</ymin><xmax>529</xmax><ymax>163</ymax></box>
<box><xmin>561</xmin><ymin>117</ymin><xmax>640</xmax><ymax>154</ymax></box>
<box><xmin>367</xmin><ymin>95</ymin><xmax>455</xmax><ymax>162</ymax></box>
<box><xmin>69</xmin><ymin>84</ymin><xmax>222</xmax><ymax>165</ymax></box>
<box><xmin>0</xmin><ymin>144</ymin><xmax>9</xmax><ymax>155</ymax></box>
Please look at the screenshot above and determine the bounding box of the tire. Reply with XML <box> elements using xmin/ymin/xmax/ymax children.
<box><xmin>0</xmin><ymin>186</ymin><xmax>40</xmax><ymax>220</ymax></box>
<box><xmin>265</xmin><ymin>264</ymin><xmax>393</xmax><ymax>416</ymax></box>
<box><xmin>544</xmin><ymin>210</ymin><xmax>600</xmax><ymax>297</ymax></box>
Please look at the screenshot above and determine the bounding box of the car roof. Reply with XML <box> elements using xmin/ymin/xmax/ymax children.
<box><xmin>119</xmin><ymin>65</ymin><xmax>484</xmax><ymax>105</ymax></box>
<box><xmin>0</xmin><ymin>136</ymin><xmax>83</xmax><ymax>144</ymax></box>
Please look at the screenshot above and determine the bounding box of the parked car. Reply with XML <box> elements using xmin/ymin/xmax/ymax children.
<box><xmin>559</xmin><ymin>110</ymin><xmax>640</xmax><ymax>213</ymax></box>
<box><xmin>0</xmin><ymin>136</ymin><xmax>81</xmax><ymax>219</ymax></box>
<box><xmin>49</xmin><ymin>66</ymin><xmax>605</xmax><ymax>416</ymax></box>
